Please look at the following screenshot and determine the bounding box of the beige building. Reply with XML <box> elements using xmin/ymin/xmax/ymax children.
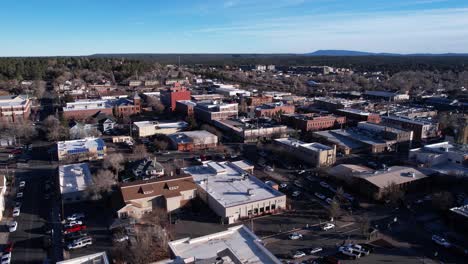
<box><xmin>117</xmin><ymin>175</ymin><xmax>197</xmax><ymax>219</ymax></box>
<box><xmin>133</xmin><ymin>121</ymin><xmax>188</xmax><ymax>137</ymax></box>
<box><xmin>0</xmin><ymin>175</ymin><xmax>6</xmax><ymax>221</ymax></box>
<box><xmin>184</xmin><ymin>161</ymin><xmax>287</xmax><ymax>224</ymax></box>
<box><xmin>274</xmin><ymin>138</ymin><xmax>336</xmax><ymax>167</ymax></box>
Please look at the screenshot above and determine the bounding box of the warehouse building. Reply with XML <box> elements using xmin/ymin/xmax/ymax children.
<box><xmin>381</xmin><ymin>115</ymin><xmax>439</xmax><ymax>141</ymax></box>
<box><xmin>274</xmin><ymin>138</ymin><xmax>336</xmax><ymax>167</ymax></box>
<box><xmin>58</xmin><ymin>163</ymin><xmax>93</xmax><ymax>203</ymax></box>
<box><xmin>168</xmin><ymin>225</ymin><xmax>281</xmax><ymax>264</ymax></box>
<box><xmin>184</xmin><ymin>161</ymin><xmax>286</xmax><ymax>224</ymax></box>
<box><xmin>168</xmin><ymin>130</ymin><xmax>218</xmax><ymax>151</ymax></box>
<box><xmin>213</xmin><ymin>118</ymin><xmax>288</xmax><ymax>143</ymax></box>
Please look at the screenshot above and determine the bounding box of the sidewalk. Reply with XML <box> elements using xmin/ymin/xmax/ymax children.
<box><xmin>0</xmin><ymin>179</ymin><xmax>15</xmax><ymax>246</ymax></box>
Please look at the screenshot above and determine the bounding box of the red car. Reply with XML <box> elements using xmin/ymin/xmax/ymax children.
<box><xmin>3</xmin><ymin>242</ymin><xmax>13</xmax><ymax>253</ymax></box>
<box><xmin>63</xmin><ymin>225</ymin><xmax>87</xmax><ymax>234</ymax></box>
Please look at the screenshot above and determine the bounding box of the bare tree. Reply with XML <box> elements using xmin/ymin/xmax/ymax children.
<box><xmin>357</xmin><ymin>215</ymin><xmax>371</xmax><ymax>239</ymax></box>
<box><xmin>432</xmin><ymin>191</ymin><xmax>454</xmax><ymax>211</ymax></box>
<box><xmin>132</xmin><ymin>144</ymin><xmax>148</xmax><ymax>160</ymax></box>
<box><xmin>335</xmin><ymin>186</ymin><xmax>345</xmax><ymax>203</ymax></box>
<box><xmin>382</xmin><ymin>182</ymin><xmax>404</xmax><ymax>205</ymax></box>
<box><xmin>104</xmin><ymin>153</ymin><xmax>126</xmax><ymax>179</ymax></box>
<box><xmin>32</xmin><ymin>80</ymin><xmax>46</xmax><ymax>99</ymax></box>
<box><xmin>44</xmin><ymin>115</ymin><xmax>68</xmax><ymax>141</ymax></box>
<box><xmin>146</xmin><ymin>96</ymin><xmax>165</xmax><ymax>114</ymax></box>
<box><xmin>153</xmin><ymin>139</ymin><xmax>168</xmax><ymax>151</ymax></box>
<box><xmin>328</xmin><ymin>198</ymin><xmax>341</xmax><ymax>220</ymax></box>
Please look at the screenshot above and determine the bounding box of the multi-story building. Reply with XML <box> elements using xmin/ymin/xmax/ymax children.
<box><xmin>357</xmin><ymin>122</ymin><xmax>413</xmax><ymax>144</ymax></box>
<box><xmin>281</xmin><ymin>113</ymin><xmax>346</xmax><ymax>132</ymax></box>
<box><xmin>213</xmin><ymin>118</ymin><xmax>288</xmax><ymax>143</ymax></box>
<box><xmin>168</xmin><ymin>225</ymin><xmax>281</xmax><ymax>264</ymax></box>
<box><xmin>364</xmin><ymin>91</ymin><xmax>410</xmax><ymax>101</ymax></box>
<box><xmin>57</xmin><ymin>137</ymin><xmax>106</xmax><ymax>162</ymax></box>
<box><xmin>58</xmin><ymin>163</ymin><xmax>93</xmax><ymax>203</ymax></box>
<box><xmin>133</xmin><ymin>121</ymin><xmax>188</xmax><ymax>137</ymax></box>
<box><xmin>117</xmin><ymin>175</ymin><xmax>197</xmax><ymax>219</ymax></box>
<box><xmin>191</xmin><ymin>93</ymin><xmax>224</xmax><ymax>102</ymax></box>
<box><xmin>123</xmin><ymin>158</ymin><xmax>165</xmax><ymax>182</ymax></box>
<box><xmin>175</xmin><ymin>100</ymin><xmax>196</xmax><ymax>117</ymax></box>
<box><xmin>254</xmin><ymin>102</ymin><xmax>295</xmax><ymax>118</ymax></box>
<box><xmin>381</xmin><ymin>115</ymin><xmax>439</xmax><ymax>141</ymax></box>
<box><xmin>274</xmin><ymin>138</ymin><xmax>336</xmax><ymax>167</ymax></box>
<box><xmin>62</xmin><ymin>99</ymin><xmax>113</xmax><ymax>120</ymax></box>
<box><xmin>194</xmin><ymin>102</ymin><xmax>238</xmax><ymax>123</ymax></box>
<box><xmin>314</xmin><ymin>97</ymin><xmax>366</xmax><ymax>111</ymax></box>
<box><xmin>242</xmin><ymin>96</ymin><xmax>273</xmax><ymax>107</ymax></box>
<box><xmin>0</xmin><ymin>94</ymin><xmax>31</xmax><ymax>123</ymax></box>
<box><xmin>161</xmin><ymin>84</ymin><xmax>191</xmax><ymax>111</ymax></box>
<box><xmin>336</xmin><ymin>108</ymin><xmax>381</xmax><ymax>124</ymax></box>
<box><xmin>184</xmin><ymin>161</ymin><xmax>287</xmax><ymax>224</ymax></box>
<box><xmin>113</xmin><ymin>93</ymin><xmax>141</xmax><ymax>117</ymax></box>
<box><xmin>168</xmin><ymin>130</ymin><xmax>218</xmax><ymax>151</ymax></box>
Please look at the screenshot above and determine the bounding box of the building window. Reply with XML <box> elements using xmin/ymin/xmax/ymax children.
<box><xmin>259</xmin><ymin>207</ymin><xmax>264</xmax><ymax>213</ymax></box>
<box><xmin>265</xmin><ymin>206</ymin><xmax>270</xmax><ymax>211</ymax></box>
<box><xmin>248</xmin><ymin>210</ymin><xmax>252</xmax><ymax>215</ymax></box>
<box><xmin>254</xmin><ymin>208</ymin><xmax>258</xmax><ymax>214</ymax></box>
<box><xmin>271</xmin><ymin>204</ymin><xmax>276</xmax><ymax>210</ymax></box>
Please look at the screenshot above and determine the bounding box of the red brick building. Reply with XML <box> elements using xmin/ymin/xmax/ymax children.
<box><xmin>175</xmin><ymin>100</ymin><xmax>196</xmax><ymax>117</ymax></box>
<box><xmin>282</xmin><ymin>113</ymin><xmax>346</xmax><ymax>132</ymax></box>
<box><xmin>0</xmin><ymin>95</ymin><xmax>31</xmax><ymax>123</ymax></box>
<box><xmin>254</xmin><ymin>103</ymin><xmax>295</xmax><ymax>118</ymax></box>
<box><xmin>161</xmin><ymin>83</ymin><xmax>191</xmax><ymax>111</ymax></box>
<box><xmin>244</xmin><ymin>96</ymin><xmax>273</xmax><ymax>106</ymax></box>
<box><xmin>114</xmin><ymin>94</ymin><xmax>141</xmax><ymax>117</ymax></box>
<box><xmin>336</xmin><ymin>108</ymin><xmax>381</xmax><ymax>125</ymax></box>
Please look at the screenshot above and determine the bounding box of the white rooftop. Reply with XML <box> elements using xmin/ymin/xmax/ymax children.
<box><xmin>169</xmin><ymin>225</ymin><xmax>281</xmax><ymax>264</ymax></box>
<box><xmin>0</xmin><ymin>94</ymin><xmax>29</xmax><ymax>108</ymax></box>
<box><xmin>275</xmin><ymin>138</ymin><xmax>332</xmax><ymax>152</ymax></box>
<box><xmin>59</xmin><ymin>163</ymin><xmax>92</xmax><ymax>194</ymax></box>
<box><xmin>57</xmin><ymin>137</ymin><xmax>105</xmax><ymax>152</ymax></box>
<box><xmin>183</xmin><ymin>161</ymin><xmax>284</xmax><ymax>208</ymax></box>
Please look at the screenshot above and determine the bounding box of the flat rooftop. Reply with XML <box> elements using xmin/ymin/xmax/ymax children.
<box><xmin>358</xmin><ymin>166</ymin><xmax>429</xmax><ymax>189</ymax></box>
<box><xmin>0</xmin><ymin>94</ymin><xmax>29</xmax><ymax>108</ymax></box>
<box><xmin>183</xmin><ymin>161</ymin><xmax>285</xmax><ymax>208</ymax></box>
<box><xmin>382</xmin><ymin>115</ymin><xmax>436</xmax><ymax>125</ymax></box>
<box><xmin>275</xmin><ymin>138</ymin><xmax>332</xmax><ymax>152</ymax></box>
<box><xmin>450</xmin><ymin>204</ymin><xmax>468</xmax><ymax>218</ymax></box>
<box><xmin>418</xmin><ymin>141</ymin><xmax>467</xmax><ymax>155</ymax></box>
<box><xmin>313</xmin><ymin>130</ymin><xmax>365</xmax><ymax>149</ymax></box>
<box><xmin>169</xmin><ymin>225</ymin><xmax>281</xmax><ymax>264</ymax></box>
<box><xmin>57</xmin><ymin>137</ymin><xmax>105</xmax><ymax>152</ymax></box>
<box><xmin>57</xmin><ymin>252</ymin><xmax>109</xmax><ymax>264</ymax></box>
<box><xmin>336</xmin><ymin>108</ymin><xmax>373</xmax><ymax>116</ymax></box>
<box><xmin>59</xmin><ymin>163</ymin><xmax>92</xmax><ymax>194</ymax></box>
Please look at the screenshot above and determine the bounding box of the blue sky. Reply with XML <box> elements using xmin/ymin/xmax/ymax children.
<box><xmin>1</xmin><ymin>0</ymin><xmax>468</xmax><ymax>56</ymax></box>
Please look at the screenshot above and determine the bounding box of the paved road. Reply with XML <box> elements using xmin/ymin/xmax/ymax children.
<box><xmin>8</xmin><ymin>164</ymin><xmax>54</xmax><ymax>264</ymax></box>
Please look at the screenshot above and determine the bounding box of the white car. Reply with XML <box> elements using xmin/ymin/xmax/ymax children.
<box><xmin>292</xmin><ymin>251</ymin><xmax>306</xmax><ymax>259</ymax></box>
<box><xmin>315</xmin><ymin>192</ymin><xmax>326</xmax><ymax>200</ymax></box>
<box><xmin>12</xmin><ymin>207</ymin><xmax>20</xmax><ymax>217</ymax></box>
<box><xmin>64</xmin><ymin>220</ymin><xmax>83</xmax><ymax>228</ymax></box>
<box><xmin>19</xmin><ymin>181</ymin><xmax>26</xmax><ymax>188</ymax></box>
<box><xmin>1</xmin><ymin>252</ymin><xmax>11</xmax><ymax>264</ymax></box>
<box><xmin>309</xmin><ymin>247</ymin><xmax>323</xmax><ymax>254</ymax></box>
<box><xmin>306</xmin><ymin>175</ymin><xmax>315</xmax><ymax>182</ymax></box>
<box><xmin>288</xmin><ymin>233</ymin><xmax>303</xmax><ymax>240</ymax></box>
<box><xmin>339</xmin><ymin>246</ymin><xmax>360</xmax><ymax>259</ymax></box>
<box><xmin>16</xmin><ymin>193</ymin><xmax>23</xmax><ymax>198</ymax></box>
<box><xmin>297</xmin><ymin>170</ymin><xmax>306</xmax><ymax>175</ymax></box>
<box><xmin>8</xmin><ymin>221</ymin><xmax>17</xmax><ymax>232</ymax></box>
<box><xmin>320</xmin><ymin>181</ymin><xmax>329</xmax><ymax>188</ymax></box>
<box><xmin>15</xmin><ymin>201</ymin><xmax>22</xmax><ymax>208</ymax></box>
<box><xmin>294</xmin><ymin>180</ymin><xmax>303</xmax><ymax>188</ymax></box>
<box><xmin>264</xmin><ymin>166</ymin><xmax>274</xmax><ymax>172</ymax></box>
<box><xmin>66</xmin><ymin>237</ymin><xmax>92</xmax><ymax>250</ymax></box>
<box><xmin>292</xmin><ymin>191</ymin><xmax>301</xmax><ymax>197</ymax></box>
<box><xmin>66</xmin><ymin>213</ymin><xmax>85</xmax><ymax>221</ymax></box>
<box><xmin>322</xmin><ymin>223</ymin><xmax>335</xmax><ymax>231</ymax></box>
<box><xmin>113</xmin><ymin>235</ymin><xmax>129</xmax><ymax>243</ymax></box>
<box><xmin>325</xmin><ymin>198</ymin><xmax>333</xmax><ymax>204</ymax></box>
<box><xmin>432</xmin><ymin>235</ymin><xmax>451</xmax><ymax>248</ymax></box>
<box><xmin>279</xmin><ymin>183</ymin><xmax>288</xmax><ymax>189</ymax></box>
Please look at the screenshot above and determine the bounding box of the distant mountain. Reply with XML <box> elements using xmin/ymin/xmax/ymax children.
<box><xmin>305</xmin><ymin>50</ymin><xmax>468</xmax><ymax>56</ymax></box>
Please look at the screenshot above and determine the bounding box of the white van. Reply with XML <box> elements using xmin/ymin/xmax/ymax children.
<box><xmin>66</xmin><ymin>237</ymin><xmax>92</xmax><ymax>250</ymax></box>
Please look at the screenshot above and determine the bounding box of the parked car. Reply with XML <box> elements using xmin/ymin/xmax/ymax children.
<box><xmin>328</xmin><ymin>186</ymin><xmax>337</xmax><ymax>193</ymax></box>
<box><xmin>16</xmin><ymin>193</ymin><xmax>23</xmax><ymax>198</ymax></box>
<box><xmin>320</xmin><ymin>181</ymin><xmax>329</xmax><ymax>188</ymax></box>
<box><xmin>432</xmin><ymin>235</ymin><xmax>451</xmax><ymax>248</ymax></box>
<box><xmin>325</xmin><ymin>198</ymin><xmax>333</xmax><ymax>204</ymax></box>
<box><xmin>63</xmin><ymin>225</ymin><xmax>87</xmax><ymax>234</ymax></box>
<box><xmin>66</xmin><ymin>213</ymin><xmax>85</xmax><ymax>221</ymax></box>
<box><xmin>322</xmin><ymin>223</ymin><xmax>335</xmax><ymax>231</ymax></box>
<box><xmin>279</xmin><ymin>183</ymin><xmax>288</xmax><ymax>189</ymax></box>
<box><xmin>289</xmin><ymin>233</ymin><xmax>303</xmax><ymax>240</ymax></box>
<box><xmin>315</xmin><ymin>192</ymin><xmax>326</xmax><ymax>200</ymax></box>
<box><xmin>12</xmin><ymin>207</ymin><xmax>20</xmax><ymax>217</ymax></box>
<box><xmin>64</xmin><ymin>221</ymin><xmax>83</xmax><ymax>228</ymax></box>
<box><xmin>66</xmin><ymin>237</ymin><xmax>92</xmax><ymax>250</ymax></box>
<box><xmin>64</xmin><ymin>231</ymin><xmax>88</xmax><ymax>242</ymax></box>
<box><xmin>297</xmin><ymin>170</ymin><xmax>306</xmax><ymax>175</ymax></box>
<box><xmin>349</xmin><ymin>244</ymin><xmax>370</xmax><ymax>256</ymax></box>
<box><xmin>309</xmin><ymin>247</ymin><xmax>323</xmax><ymax>254</ymax></box>
<box><xmin>339</xmin><ymin>246</ymin><xmax>360</xmax><ymax>259</ymax></box>
<box><xmin>18</xmin><ymin>181</ymin><xmax>25</xmax><ymax>188</ymax></box>
<box><xmin>294</xmin><ymin>180</ymin><xmax>303</xmax><ymax>188</ymax></box>
<box><xmin>14</xmin><ymin>202</ymin><xmax>21</xmax><ymax>208</ymax></box>
<box><xmin>1</xmin><ymin>252</ymin><xmax>11</xmax><ymax>264</ymax></box>
<box><xmin>292</xmin><ymin>251</ymin><xmax>306</xmax><ymax>259</ymax></box>
<box><xmin>264</xmin><ymin>166</ymin><xmax>274</xmax><ymax>172</ymax></box>
<box><xmin>2</xmin><ymin>243</ymin><xmax>13</xmax><ymax>253</ymax></box>
<box><xmin>8</xmin><ymin>222</ymin><xmax>17</xmax><ymax>232</ymax></box>
<box><xmin>306</xmin><ymin>175</ymin><xmax>316</xmax><ymax>182</ymax></box>
<box><xmin>113</xmin><ymin>235</ymin><xmax>129</xmax><ymax>243</ymax></box>
<box><xmin>292</xmin><ymin>191</ymin><xmax>301</xmax><ymax>197</ymax></box>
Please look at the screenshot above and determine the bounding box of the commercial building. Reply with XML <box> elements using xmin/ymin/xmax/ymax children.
<box><xmin>175</xmin><ymin>100</ymin><xmax>196</xmax><ymax>117</ymax></box>
<box><xmin>168</xmin><ymin>130</ymin><xmax>218</xmax><ymax>151</ymax></box>
<box><xmin>57</xmin><ymin>252</ymin><xmax>109</xmax><ymax>264</ymax></box>
<box><xmin>364</xmin><ymin>91</ymin><xmax>410</xmax><ymax>101</ymax></box>
<box><xmin>214</xmin><ymin>118</ymin><xmax>288</xmax><ymax>143</ymax></box>
<box><xmin>254</xmin><ymin>102</ymin><xmax>295</xmax><ymax>118</ymax></box>
<box><xmin>281</xmin><ymin>113</ymin><xmax>346</xmax><ymax>132</ymax></box>
<box><xmin>381</xmin><ymin>115</ymin><xmax>439</xmax><ymax>141</ymax></box>
<box><xmin>357</xmin><ymin>122</ymin><xmax>413</xmax><ymax>144</ymax></box>
<box><xmin>133</xmin><ymin>121</ymin><xmax>188</xmax><ymax>137</ymax></box>
<box><xmin>314</xmin><ymin>97</ymin><xmax>366</xmax><ymax>111</ymax></box>
<box><xmin>62</xmin><ymin>99</ymin><xmax>114</xmax><ymax>120</ymax></box>
<box><xmin>387</xmin><ymin>105</ymin><xmax>437</xmax><ymax>119</ymax></box>
<box><xmin>57</xmin><ymin>137</ymin><xmax>106</xmax><ymax>162</ymax></box>
<box><xmin>161</xmin><ymin>84</ymin><xmax>191</xmax><ymax>111</ymax></box>
<box><xmin>336</xmin><ymin>108</ymin><xmax>381</xmax><ymax>124</ymax></box>
<box><xmin>184</xmin><ymin>161</ymin><xmax>286</xmax><ymax>224</ymax></box>
<box><xmin>168</xmin><ymin>225</ymin><xmax>281</xmax><ymax>264</ymax></box>
<box><xmin>58</xmin><ymin>163</ymin><xmax>93</xmax><ymax>203</ymax></box>
<box><xmin>214</xmin><ymin>83</ymin><xmax>251</xmax><ymax>97</ymax></box>
<box><xmin>0</xmin><ymin>94</ymin><xmax>31</xmax><ymax>123</ymax></box>
<box><xmin>243</xmin><ymin>96</ymin><xmax>273</xmax><ymax>107</ymax></box>
<box><xmin>274</xmin><ymin>138</ymin><xmax>336</xmax><ymax>167</ymax></box>
<box><xmin>113</xmin><ymin>93</ymin><xmax>141</xmax><ymax>117</ymax></box>
<box><xmin>409</xmin><ymin>142</ymin><xmax>468</xmax><ymax>177</ymax></box>
<box><xmin>117</xmin><ymin>175</ymin><xmax>197</xmax><ymax>219</ymax></box>
<box><xmin>191</xmin><ymin>94</ymin><xmax>224</xmax><ymax>102</ymax></box>
<box><xmin>313</xmin><ymin>130</ymin><xmax>366</xmax><ymax>154</ymax></box>
<box><xmin>194</xmin><ymin>102</ymin><xmax>238</xmax><ymax>123</ymax></box>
